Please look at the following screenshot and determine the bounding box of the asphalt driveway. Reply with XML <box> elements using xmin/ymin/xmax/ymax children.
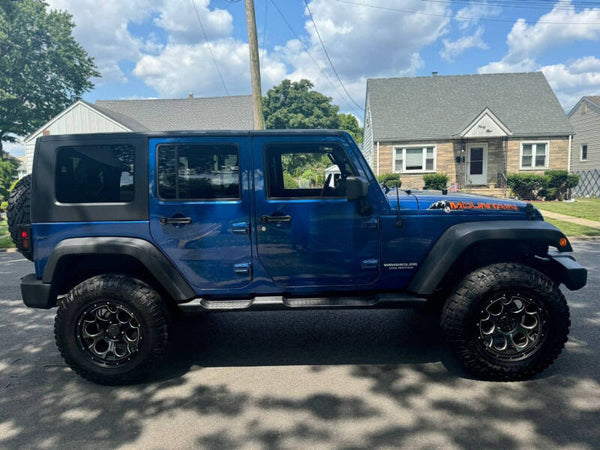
<box><xmin>0</xmin><ymin>241</ymin><xmax>598</xmax><ymax>449</ymax></box>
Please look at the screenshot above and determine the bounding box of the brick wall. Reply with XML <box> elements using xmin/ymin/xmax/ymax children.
<box><xmin>506</xmin><ymin>137</ymin><xmax>569</xmax><ymax>174</ymax></box>
<box><xmin>377</xmin><ymin>141</ymin><xmax>457</xmax><ymax>189</ymax></box>
<box><xmin>375</xmin><ymin>136</ymin><xmax>569</xmax><ymax>189</ymax></box>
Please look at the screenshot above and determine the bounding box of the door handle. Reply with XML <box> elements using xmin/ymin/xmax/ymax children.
<box><xmin>160</xmin><ymin>216</ymin><xmax>192</xmax><ymax>225</ymax></box>
<box><xmin>260</xmin><ymin>214</ymin><xmax>292</xmax><ymax>224</ymax></box>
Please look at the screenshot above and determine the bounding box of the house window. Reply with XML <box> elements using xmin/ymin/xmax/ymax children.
<box><xmin>520</xmin><ymin>142</ymin><xmax>549</xmax><ymax>169</ymax></box>
<box><xmin>393</xmin><ymin>146</ymin><xmax>436</xmax><ymax>173</ymax></box>
<box><xmin>581</xmin><ymin>144</ymin><xmax>588</xmax><ymax>161</ymax></box>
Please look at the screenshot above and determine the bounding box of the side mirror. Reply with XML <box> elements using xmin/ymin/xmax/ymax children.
<box><xmin>346</xmin><ymin>176</ymin><xmax>369</xmax><ymax>201</ymax></box>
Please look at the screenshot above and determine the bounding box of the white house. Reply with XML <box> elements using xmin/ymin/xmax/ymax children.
<box><xmin>23</xmin><ymin>95</ymin><xmax>255</xmax><ymax>174</ymax></box>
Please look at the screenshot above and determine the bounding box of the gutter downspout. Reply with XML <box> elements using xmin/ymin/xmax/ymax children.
<box><xmin>376</xmin><ymin>141</ymin><xmax>380</xmax><ymax>176</ymax></box>
<box><xmin>567</xmin><ymin>134</ymin><xmax>572</xmax><ymax>172</ymax></box>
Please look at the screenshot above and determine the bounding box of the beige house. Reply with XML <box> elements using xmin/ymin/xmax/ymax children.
<box><xmin>362</xmin><ymin>73</ymin><xmax>573</xmax><ymax>194</ymax></box>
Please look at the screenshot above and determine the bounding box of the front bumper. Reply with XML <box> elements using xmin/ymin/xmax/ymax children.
<box><xmin>20</xmin><ymin>274</ymin><xmax>55</xmax><ymax>309</ymax></box>
<box><xmin>539</xmin><ymin>253</ymin><xmax>587</xmax><ymax>291</ymax></box>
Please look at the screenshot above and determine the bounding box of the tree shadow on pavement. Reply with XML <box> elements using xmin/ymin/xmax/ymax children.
<box><xmin>0</xmin><ymin>240</ymin><xmax>598</xmax><ymax>448</ymax></box>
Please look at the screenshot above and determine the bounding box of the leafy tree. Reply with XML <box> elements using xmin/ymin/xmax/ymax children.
<box><xmin>338</xmin><ymin>113</ymin><xmax>363</xmax><ymax>143</ymax></box>
<box><xmin>0</xmin><ymin>157</ymin><xmax>18</xmax><ymax>201</ymax></box>
<box><xmin>0</xmin><ymin>0</ymin><xmax>99</xmax><ymax>152</ymax></box>
<box><xmin>263</xmin><ymin>79</ymin><xmax>340</xmax><ymax>130</ymax></box>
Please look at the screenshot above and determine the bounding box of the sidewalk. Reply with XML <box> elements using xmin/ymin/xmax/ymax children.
<box><xmin>540</xmin><ymin>210</ymin><xmax>600</xmax><ymax>229</ymax></box>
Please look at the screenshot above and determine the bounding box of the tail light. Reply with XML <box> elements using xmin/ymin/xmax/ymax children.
<box><xmin>18</xmin><ymin>225</ymin><xmax>33</xmax><ymax>259</ymax></box>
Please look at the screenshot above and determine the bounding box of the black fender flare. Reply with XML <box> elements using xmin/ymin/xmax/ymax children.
<box><xmin>43</xmin><ymin>237</ymin><xmax>196</xmax><ymax>302</ymax></box>
<box><xmin>407</xmin><ymin>220</ymin><xmax>572</xmax><ymax>296</ymax></box>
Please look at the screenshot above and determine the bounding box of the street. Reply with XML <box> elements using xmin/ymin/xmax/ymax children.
<box><xmin>0</xmin><ymin>242</ymin><xmax>598</xmax><ymax>449</ymax></box>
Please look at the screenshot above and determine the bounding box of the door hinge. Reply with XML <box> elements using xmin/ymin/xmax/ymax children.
<box><xmin>361</xmin><ymin>259</ymin><xmax>379</xmax><ymax>270</ymax></box>
<box><xmin>361</xmin><ymin>217</ymin><xmax>379</xmax><ymax>229</ymax></box>
<box><xmin>232</xmin><ymin>222</ymin><xmax>249</xmax><ymax>235</ymax></box>
<box><xmin>234</xmin><ymin>263</ymin><xmax>252</xmax><ymax>276</ymax></box>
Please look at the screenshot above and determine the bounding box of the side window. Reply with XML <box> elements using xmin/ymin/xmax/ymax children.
<box><xmin>157</xmin><ymin>144</ymin><xmax>240</xmax><ymax>200</ymax></box>
<box><xmin>265</xmin><ymin>143</ymin><xmax>357</xmax><ymax>198</ymax></box>
<box><xmin>55</xmin><ymin>144</ymin><xmax>135</xmax><ymax>203</ymax></box>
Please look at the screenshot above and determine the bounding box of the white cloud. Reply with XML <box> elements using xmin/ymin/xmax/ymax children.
<box><xmin>47</xmin><ymin>0</ymin><xmax>153</xmax><ymax>84</ymax></box>
<box><xmin>440</xmin><ymin>27</ymin><xmax>488</xmax><ymax>61</ymax></box>
<box><xmin>480</xmin><ymin>0</ymin><xmax>600</xmax><ymax>73</ymax></box>
<box><xmin>260</xmin><ymin>0</ymin><xmax>449</xmax><ymax>114</ymax></box>
<box><xmin>455</xmin><ymin>1</ymin><xmax>502</xmax><ymax>30</ymax></box>
<box><xmin>478</xmin><ymin>0</ymin><xmax>600</xmax><ymax>107</ymax></box>
<box><xmin>133</xmin><ymin>0</ymin><xmax>451</xmax><ymax>115</ymax></box>
<box><xmin>478</xmin><ymin>58</ymin><xmax>538</xmax><ymax>74</ymax></box>
<box><xmin>542</xmin><ymin>57</ymin><xmax>600</xmax><ymax>108</ymax></box>
<box><xmin>154</xmin><ymin>0</ymin><xmax>232</xmax><ymax>44</ymax></box>
<box><xmin>134</xmin><ymin>39</ymin><xmax>287</xmax><ymax>97</ymax></box>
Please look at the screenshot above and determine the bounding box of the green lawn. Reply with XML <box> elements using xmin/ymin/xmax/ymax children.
<box><xmin>0</xmin><ymin>235</ymin><xmax>14</xmax><ymax>249</ymax></box>
<box><xmin>0</xmin><ymin>220</ymin><xmax>14</xmax><ymax>249</ymax></box>
<box><xmin>546</xmin><ymin>218</ymin><xmax>600</xmax><ymax>238</ymax></box>
<box><xmin>533</xmin><ymin>198</ymin><xmax>600</xmax><ymax>222</ymax></box>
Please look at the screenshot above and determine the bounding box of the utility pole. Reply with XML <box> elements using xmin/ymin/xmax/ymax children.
<box><xmin>245</xmin><ymin>0</ymin><xmax>264</xmax><ymax>130</ymax></box>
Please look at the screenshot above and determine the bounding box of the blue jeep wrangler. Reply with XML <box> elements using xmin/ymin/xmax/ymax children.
<box><xmin>9</xmin><ymin>130</ymin><xmax>586</xmax><ymax>384</ymax></box>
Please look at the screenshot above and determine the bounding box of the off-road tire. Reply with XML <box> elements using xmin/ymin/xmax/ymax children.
<box><xmin>55</xmin><ymin>274</ymin><xmax>169</xmax><ymax>385</ymax></box>
<box><xmin>6</xmin><ymin>174</ymin><xmax>32</xmax><ymax>260</ymax></box>
<box><xmin>441</xmin><ymin>263</ymin><xmax>570</xmax><ymax>381</ymax></box>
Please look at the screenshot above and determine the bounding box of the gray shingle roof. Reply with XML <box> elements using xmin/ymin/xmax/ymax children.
<box><xmin>586</xmin><ymin>96</ymin><xmax>600</xmax><ymax>107</ymax></box>
<box><xmin>84</xmin><ymin>101</ymin><xmax>149</xmax><ymax>131</ymax></box>
<box><xmin>93</xmin><ymin>95</ymin><xmax>254</xmax><ymax>131</ymax></box>
<box><xmin>366</xmin><ymin>72</ymin><xmax>573</xmax><ymax>141</ymax></box>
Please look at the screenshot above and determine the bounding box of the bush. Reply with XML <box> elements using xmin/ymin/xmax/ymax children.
<box><xmin>541</xmin><ymin>170</ymin><xmax>579</xmax><ymax>201</ymax></box>
<box><xmin>377</xmin><ymin>173</ymin><xmax>401</xmax><ymax>188</ymax></box>
<box><xmin>0</xmin><ymin>201</ymin><xmax>7</xmax><ymax>211</ymax></box>
<box><xmin>283</xmin><ymin>172</ymin><xmax>299</xmax><ymax>189</ymax></box>
<box><xmin>507</xmin><ymin>173</ymin><xmax>545</xmax><ymax>200</ymax></box>
<box><xmin>423</xmin><ymin>173</ymin><xmax>449</xmax><ymax>191</ymax></box>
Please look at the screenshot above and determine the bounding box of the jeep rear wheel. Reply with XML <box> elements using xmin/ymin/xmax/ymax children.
<box><xmin>441</xmin><ymin>263</ymin><xmax>570</xmax><ymax>381</ymax></box>
<box><xmin>55</xmin><ymin>274</ymin><xmax>169</xmax><ymax>385</ymax></box>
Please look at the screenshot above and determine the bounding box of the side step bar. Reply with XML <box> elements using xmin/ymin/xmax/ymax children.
<box><xmin>179</xmin><ymin>294</ymin><xmax>427</xmax><ymax>312</ymax></box>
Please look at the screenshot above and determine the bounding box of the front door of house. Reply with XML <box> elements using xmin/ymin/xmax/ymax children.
<box><xmin>467</xmin><ymin>144</ymin><xmax>488</xmax><ymax>185</ymax></box>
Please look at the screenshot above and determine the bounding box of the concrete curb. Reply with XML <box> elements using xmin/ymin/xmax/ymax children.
<box><xmin>0</xmin><ymin>248</ymin><xmax>18</xmax><ymax>253</ymax></box>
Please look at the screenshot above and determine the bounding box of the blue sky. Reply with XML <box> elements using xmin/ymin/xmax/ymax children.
<box><xmin>5</xmin><ymin>0</ymin><xmax>600</xmax><ymax>156</ymax></box>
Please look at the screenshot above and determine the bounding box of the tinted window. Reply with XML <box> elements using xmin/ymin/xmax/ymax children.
<box><xmin>158</xmin><ymin>144</ymin><xmax>240</xmax><ymax>200</ymax></box>
<box><xmin>265</xmin><ymin>143</ymin><xmax>356</xmax><ymax>198</ymax></box>
<box><xmin>55</xmin><ymin>144</ymin><xmax>135</xmax><ymax>203</ymax></box>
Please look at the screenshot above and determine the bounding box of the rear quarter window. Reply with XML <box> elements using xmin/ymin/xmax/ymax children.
<box><xmin>55</xmin><ymin>144</ymin><xmax>135</xmax><ymax>203</ymax></box>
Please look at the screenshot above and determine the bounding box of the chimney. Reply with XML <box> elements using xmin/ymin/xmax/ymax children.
<box><xmin>188</xmin><ymin>93</ymin><xmax>194</xmax><ymax>99</ymax></box>
<box><xmin>432</xmin><ymin>72</ymin><xmax>438</xmax><ymax>77</ymax></box>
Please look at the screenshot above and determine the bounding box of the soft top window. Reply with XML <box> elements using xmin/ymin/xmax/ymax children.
<box><xmin>265</xmin><ymin>142</ymin><xmax>357</xmax><ymax>199</ymax></box>
<box><xmin>55</xmin><ymin>144</ymin><xmax>135</xmax><ymax>204</ymax></box>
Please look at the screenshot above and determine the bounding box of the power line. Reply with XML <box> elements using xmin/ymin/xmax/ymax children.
<box><xmin>418</xmin><ymin>0</ymin><xmax>600</xmax><ymax>11</ymax></box>
<box><xmin>191</xmin><ymin>0</ymin><xmax>230</xmax><ymax>96</ymax></box>
<box><xmin>336</xmin><ymin>0</ymin><xmax>600</xmax><ymax>25</ymax></box>
<box><xmin>303</xmin><ymin>0</ymin><xmax>364</xmax><ymax>112</ymax></box>
<box><xmin>269</xmin><ymin>0</ymin><xmax>364</xmax><ymax>116</ymax></box>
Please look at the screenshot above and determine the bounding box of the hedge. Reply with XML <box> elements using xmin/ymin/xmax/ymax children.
<box><xmin>423</xmin><ymin>173</ymin><xmax>449</xmax><ymax>191</ymax></box>
<box><xmin>507</xmin><ymin>170</ymin><xmax>579</xmax><ymax>201</ymax></box>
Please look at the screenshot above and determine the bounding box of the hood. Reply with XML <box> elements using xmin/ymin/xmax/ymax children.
<box><xmin>386</xmin><ymin>189</ymin><xmax>535</xmax><ymax>218</ymax></box>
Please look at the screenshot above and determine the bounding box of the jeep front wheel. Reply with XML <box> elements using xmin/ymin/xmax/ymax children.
<box><xmin>55</xmin><ymin>275</ymin><xmax>169</xmax><ymax>385</ymax></box>
<box><xmin>441</xmin><ymin>263</ymin><xmax>570</xmax><ymax>381</ymax></box>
